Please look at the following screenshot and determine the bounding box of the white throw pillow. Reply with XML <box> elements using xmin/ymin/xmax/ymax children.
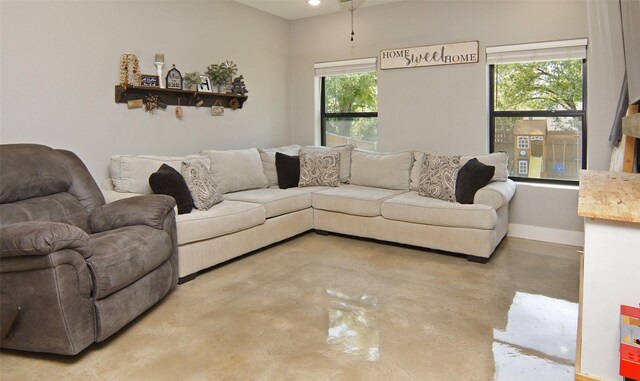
<box><xmin>200</xmin><ymin>148</ymin><xmax>269</xmax><ymax>194</ymax></box>
<box><xmin>350</xmin><ymin>149</ymin><xmax>413</xmax><ymax>191</ymax></box>
<box><xmin>410</xmin><ymin>151</ymin><xmax>425</xmax><ymax>191</ymax></box>
<box><xmin>411</xmin><ymin>151</ymin><xmax>509</xmax><ymax>189</ymax></box>
<box><xmin>110</xmin><ymin>154</ymin><xmax>209</xmax><ymax>194</ymax></box>
<box><xmin>299</xmin><ymin>145</ymin><xmax>354</xmax><ymax>183</ymax></box>
<box><xmin>460</xmin><ymin>152</ymin><xmax>509</xmax><ymax>182</ymax></box>
<box><xmin>258</xmin><ymin>145</ymin><xmax>301</xmax><ymax>187</ymax></box>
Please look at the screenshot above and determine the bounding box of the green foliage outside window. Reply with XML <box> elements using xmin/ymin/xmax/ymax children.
<box><xmin>324</xmin><ymin>72</ymin><xmax>378</xmax><ymax>143</ymax></box>
<box><xmin>495</xmin><ymin>60</ymin><xmax>583</xmax><ymax>111</ymax></box>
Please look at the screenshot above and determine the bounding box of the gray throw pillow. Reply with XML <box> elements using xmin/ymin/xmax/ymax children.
<box><xmin>298</xmin><ymin>151</ymin><xmax>340</xmax><ymax>187</ymax></box>
<box><xmin>181</xmin><ymin>160</ymin><xmax>223</xmax><ymax>210</ymax></box>
<box><xmin>418</xmin><ymin>154</ymin><xmax>461</xmax><ymax>202</ymax></box>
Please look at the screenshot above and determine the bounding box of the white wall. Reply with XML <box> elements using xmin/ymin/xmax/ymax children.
<box><xmin>1</xmin><ymin>0</ymin><xmax>626</xmax><ymax>243</ymax></box>
<box><xmin>289</xmin><ymin>0</ymin><xmax>621</xmax><ymax>242</ymax></box>
<box><xmin>0</xmin><ymin>1</ymin><xmax>291</xmax><ymax>183</ymax></box>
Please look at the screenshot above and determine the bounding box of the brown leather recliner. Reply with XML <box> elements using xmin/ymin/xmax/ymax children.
<box><xmin>0</xmin><ymin>144</ymin><xmax>178</xmax><ymax>355</ymax></box>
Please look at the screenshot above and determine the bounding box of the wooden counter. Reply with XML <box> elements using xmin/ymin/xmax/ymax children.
<box><xmin>578</xmin><ymin>170</ymin><xmax>640</xmax><ymax>223</ymax></box>
<box><xmin>576</xmin><ymin>169</ymin><xmax>640</xmax><ymax>381</ymax></box>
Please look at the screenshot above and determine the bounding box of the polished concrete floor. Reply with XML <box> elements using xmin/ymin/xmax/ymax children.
<box><xmin>0</xmin><ymin>233</ymin><xmax>581</xmax><ymax>381</ymax></box>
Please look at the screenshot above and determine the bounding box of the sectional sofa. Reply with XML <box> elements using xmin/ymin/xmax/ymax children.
<box><xmin>103</xmin><ymin>145</ymin><xmax>516</xmax><ymax>283</ymax></box>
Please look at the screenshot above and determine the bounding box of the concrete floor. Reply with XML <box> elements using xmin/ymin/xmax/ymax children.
<box><xmin>0</xmin><ymin>233</ymin><xmax>581</xmax><ymax>381</ymax></box>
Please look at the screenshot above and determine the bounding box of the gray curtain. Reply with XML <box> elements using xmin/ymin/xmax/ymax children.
<box><xmin>608</xmin><ymin>71</ymin><xmax>628</xmax><ymax>146</ymax></box>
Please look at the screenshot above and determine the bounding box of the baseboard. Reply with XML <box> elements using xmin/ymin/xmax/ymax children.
<box><xmin>508</xmin><ymin>223</ymin><xmax>584</xmax><ymax>246</ymax></box>
<box><xmin>575</xmin><ymin>372</ymin><xmax>607</xmax><ymax>381</ymax></box>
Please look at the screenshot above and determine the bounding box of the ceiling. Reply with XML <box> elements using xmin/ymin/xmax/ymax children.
<box><xmin>233</xmin><ymin>0</ymin><xmax>405</xmax><ymax>21</ymax></box>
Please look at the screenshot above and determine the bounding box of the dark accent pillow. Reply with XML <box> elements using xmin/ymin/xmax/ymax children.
<box><xmin>275</xmin><ymin>152</ymin><xmax>300</xmax><ymax>189</ymax></box>
<box><xmin>455</xmin><ymin>158</ymin><xmax>495</xmax><ymax>204</ymax></box>
<box><xmin>149</xmin><ymin>164</ymin><xmax>193</xmax><ymax>214</ymax></box>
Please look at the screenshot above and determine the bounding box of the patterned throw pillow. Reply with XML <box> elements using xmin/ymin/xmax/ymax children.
<box><xmin>418</xmin><ymin>154</ymin><xmax>461</xmax><ymax>202</ymax></box>
<box><xmin>298</xmin><ymin>151</ymin><xmax>340</xmax><ymax>187</ymax></box>
<box><xmin>180</xmin><ymin>160</ymin><xmax>223</xmax><ymax>210</ymax></box>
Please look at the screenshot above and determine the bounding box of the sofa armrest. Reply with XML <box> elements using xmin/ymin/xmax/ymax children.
<box><xmin>474</xmin><ymin>179</ymin><xmax>516</xmax><ymax>209</ymax></box>
<box><xmin>89</xmin><ymin>194</ymin><xmax>176</xmax><ymax>233</ymax></box>
<box><xmin>0</xmin><ymin>221</ymin><xmax>92</xmax><ymax>259</ymax></box>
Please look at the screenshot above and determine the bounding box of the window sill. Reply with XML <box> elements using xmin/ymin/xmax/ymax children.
<box><xmin>512</xmin><ymin>180</ymin><xmax>579</xmax><ymax>191</ymax></box>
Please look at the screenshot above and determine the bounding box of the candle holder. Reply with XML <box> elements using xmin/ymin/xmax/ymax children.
<box><xmin>154</xmin><ymin>61</ymin><xmax>165</xmax><ymax>88</ymax></box>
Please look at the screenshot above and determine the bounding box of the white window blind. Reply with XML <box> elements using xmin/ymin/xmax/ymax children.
<box><xmin>314</xmin><ymin>57</ymin><xmax>377</xmax><ymax>77</ymax></box>
<box><xmin>486</xmin><ymin>38</ymin><xmax>587</xmax><ymax>64</ymax></box>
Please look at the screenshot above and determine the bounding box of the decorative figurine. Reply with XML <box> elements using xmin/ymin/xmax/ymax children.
<box><xmin>165</xmin><ymin>64</ymin><xmax>183</xmax><ymax>90</ymax></box>
<box><xmin>230</xmin><ymin>75</ymin><xmax>248</xmax><ymax>96</ymax></box>
<box><xmin>154</xmin><ymin>53</ymin><xmax>165</xmax><ymax>88</ymax></box>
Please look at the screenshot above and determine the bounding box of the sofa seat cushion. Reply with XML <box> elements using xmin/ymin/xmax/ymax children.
<box><xmin>312</xmin><ymin>185</ymin><xmax>407</xmax><ymax>217</ymax></box>
<box><xmin>175</xmin><ymin>201</ymin><xmax>265</xmax><ymax>245</ymax></box>
<box><xmin>223</xmin><ymin>188</ymin><xmax>311</xmax><ymax>218</ymax></box>
<box><xmin>88</xmin><ymin>225</ymin><xmax>172</xmax><ymax>299</ymax></box>
<box><xmin>258</xmin><ymin>145</ymin><xmax>301</xmax><ymax>187</ymax></box>
<box><xmin>381</xmin><ymin>192</ymin><xmax>497</xmax><ymax>230</ymax></box>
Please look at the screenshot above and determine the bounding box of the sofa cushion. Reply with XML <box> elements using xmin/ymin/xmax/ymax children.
<box><xmin>418</xmin><ymin>154</ymin><xmax>461</xmax><ymax>202</ymax></box>
<box><xmin>460</xmin><ymin>152</ymin><xmax>509</xmax><ymax>182</ymax></box>
<box><xmin>111</xmin><ymin>154</ymin><xmax>209</xmax><ymax>194</ymax></box>
<box><xmin>89</xmin><ymin>225</ymin><xmax>172</xmax><ymax>299</ymax></box>
<box><xmin>149</xmin><ymin>164</ymin><xmax>193</xmax><ymax>215</ymax></box>
<box><xmin>350</xmin><ymin>149</ymin><xmax>413</xmax><ymax>190</ymax></box>
<box><xmin>455</xmin><ymin>158</ymin><xmax>495</xmax><ymax>204</ymax></box>
<box><xmin>410</xmin><ymin>151</ymin><xmax>424</xmax><ymax>191</ymax></box>
<box><xmin>258</xmin><ymin>145</ymin><xmax>301</xmax><ymax>187</ymax></box>
<box><xmin>312</xmin><ymin>185</ymin><xmax>406</xmax><ymax>217</ymax></box>
<box><xmin>275</xmin><ymin>152</ymin><xmax>300</xmax><ymax>189</ymax></box>
<box><xmin>175</xmin><ymin>201</ymin><xmax>265</xmax><ymax>245</ymax></box>
<box><xmin>298</xmin><ymin>151</ymin><xmax>340</xmax><ymax>187</ymax></box>
<box><xmin>381</xmin><ymin>192</ymin><xmax>497</xmax><ymax>230</ymax></box>
<box><xmin>411</xmin><ymin>151</ymin><xmax>510</xmax><ymax>190</ymax></box>
<box><xmin>181</xmin><ymin>160</ymin><xmax>223</xmax><ymax>210</ymax></box>
<box><xmin>223</xmin><ymin>188</ymin><xmax>311</xmax><ymax>218</ymax></box>
<box><xmin>300</xmin><ymin>145</ymin><xmax>354</xmax><ymax>183</ymax></box>
<box><xmin>201</xmin><ymin>148</ymin><xmax>268</xmax><ymax>194</ymax></box>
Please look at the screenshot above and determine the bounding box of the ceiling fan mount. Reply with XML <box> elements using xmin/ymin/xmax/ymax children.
<box><xmin>338</xmin><ymin>0</ymin><xmax>365</xmax><ymax>11</ymax></box>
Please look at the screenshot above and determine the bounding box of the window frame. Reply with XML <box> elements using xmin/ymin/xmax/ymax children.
<box><xmin>488</xmin><ymin>59</ymin><xmax>588</xmax><ymax>185</ymax></box>
<box><xmin>320</xmin><ymin>75</ymin><xmax>379</xmax><ymax>147</ymax></box>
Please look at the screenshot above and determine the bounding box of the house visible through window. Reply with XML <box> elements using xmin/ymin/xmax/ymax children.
<box><xmin>487</xmin><ymin>39</ymin><xmax>587</xmax><ymax>184</ymax></box>
<box><xmin>315</xmin><ymin>58</ymin><xmax>378</xmax><ymax>150</ymax></box>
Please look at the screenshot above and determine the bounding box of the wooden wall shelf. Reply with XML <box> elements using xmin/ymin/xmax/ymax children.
<box><xmin>114</xmin><ymin>85</ymin><xmax>248</xmax><ymax>109</ymax></box>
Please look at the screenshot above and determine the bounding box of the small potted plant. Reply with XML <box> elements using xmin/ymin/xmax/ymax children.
<box><xmin>183</xmin><ymin>72</ymin><xmax>201</xmax><ymax>91</ymax></box>
<box><xmin>206</xmin><ymin>60</ymin><xmax>238</xmax><ymax>93</ymax></box>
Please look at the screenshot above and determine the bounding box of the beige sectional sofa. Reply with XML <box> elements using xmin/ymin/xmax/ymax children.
<box><xmin>103</xmin><ymin>145</ymin><xmax>515</xmax><ymax>283</ymax></box>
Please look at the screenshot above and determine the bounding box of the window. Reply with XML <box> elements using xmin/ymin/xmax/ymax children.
<box><xmin>315</xmin><ymin>59</ymin><xmax>378</xmax><ymax>150</ymax></box>
<box><xmin>487</xmin><ymin>39</ymin><xmax>587</xmax><ymax>184</ymax></box>
<box><xmin>518</xmin><ymin>160</ymin><xmax>529</xmax><ymax>176</ymax></box>
<box><xmin>517</xmin><ymin>136</ymin><xmax>530</xmax><ymax>149</ymax></box>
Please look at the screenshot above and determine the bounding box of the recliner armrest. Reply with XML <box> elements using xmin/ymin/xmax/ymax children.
<box><xmin>89</xmin><ymin>194</ymin><xmax>176</xmax><ymax>233</ymax></box>
<box><xmin>0</xmin><ymin>221</ymin><xmax>92</xmax><ymax>258</ymax></box>
<box><xmin>474</xmin><ymin>179</ymin><xmax>516</xmax><ymax>209</ymax></box>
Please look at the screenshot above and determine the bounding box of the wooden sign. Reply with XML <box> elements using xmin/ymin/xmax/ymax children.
<box><xmin>380</xmin><ymin>41</ymin><xmax>479</xmax><ymax>70</ymax></box>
